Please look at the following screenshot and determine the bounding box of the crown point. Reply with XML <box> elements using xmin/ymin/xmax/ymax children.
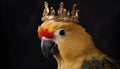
<box><xmin>74</xmin><ymin>4</ymin><xmax>77</xmax><ymax>6</ymax></box>
<box><xmin>60</xmin><ymin>2</ymin><xmax>64</xmax><ymax>5</ymax></box>
<box><xmin>50</xmin><ymin>7</ymin><xmax>55</xmax><ymax>15</ymax></box>
<box><xmin>43</xmin><ymin>1</ymin><xmax>49</xmax><ymax>16</ymax></box>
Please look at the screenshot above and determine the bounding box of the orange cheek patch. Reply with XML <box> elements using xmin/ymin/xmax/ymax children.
<box><xmin>38</xmin><ymin>27</ymin><xmax>53</xmax><ymax>39</ymax></box>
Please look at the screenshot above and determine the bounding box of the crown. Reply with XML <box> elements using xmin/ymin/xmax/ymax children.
<box><xmin>41</xmin><ymin>1</ymin><xmax>79</xmax><ymax>23</ymax></box>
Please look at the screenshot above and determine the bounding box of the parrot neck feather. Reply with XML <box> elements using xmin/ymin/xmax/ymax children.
<box><xmin>54</xmin><ymin>46</ymin><xmax>103</xmax><ymax>69</ymax></box>
<box><xmin>55</xmin><ymin>55</ymin><xmax>86</xmax><ymax>69</ymax></box>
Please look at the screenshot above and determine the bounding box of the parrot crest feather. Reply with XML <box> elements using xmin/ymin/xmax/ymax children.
<box><xmin>38</xmin><ymin>27</ymin><xmax>53</xmax><ymax>39</ymax></box>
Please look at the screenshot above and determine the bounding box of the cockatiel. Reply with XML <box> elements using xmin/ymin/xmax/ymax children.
<box><xmin>37</xmin><ymin>1</ymin><xmax>120</xmax><ymax>69</ymax></box>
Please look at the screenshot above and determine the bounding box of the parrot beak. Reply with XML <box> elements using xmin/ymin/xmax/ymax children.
<box><xmin>41</xmin><ymin>37</ymin><xmax>59</xmax><ymax>57</ymax></box>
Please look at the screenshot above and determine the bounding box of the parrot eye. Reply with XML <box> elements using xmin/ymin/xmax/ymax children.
<box><xmin>59</xmin><ymin>30</ymin><xmax>65</xmax><ymax>36</ymax></box>
<box><xmin>54</xmin><ymin>29</ymin><xmax>67</xmax><ymax>39</ymax></box>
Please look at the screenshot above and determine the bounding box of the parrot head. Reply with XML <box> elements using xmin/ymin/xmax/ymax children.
<box><xmin>38</xmin><ymin>20</ymin><xmax>97</xmax><ymax>61</ymax></box>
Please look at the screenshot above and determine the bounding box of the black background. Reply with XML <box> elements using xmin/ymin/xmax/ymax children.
<box><xmin>2</xmin><ymin>0</ymin><xmax>120</xmax><ymax>69</ymax></box>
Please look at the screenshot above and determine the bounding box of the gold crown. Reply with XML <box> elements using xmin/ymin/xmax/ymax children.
<box><xmin>41</xmin><ymin>1</ymin><xmax>79</xmax><ymax>23</ymax></box>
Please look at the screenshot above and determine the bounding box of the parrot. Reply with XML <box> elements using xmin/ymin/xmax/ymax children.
<box><xmin>37</xmin><ymin>1</ymin><xmax>120</xmax><ymax>69</ymax></box>
<box><xmin>37</xmin><ymin>20</ymin><xmax>120</xmax><ymax>69</ymax></box>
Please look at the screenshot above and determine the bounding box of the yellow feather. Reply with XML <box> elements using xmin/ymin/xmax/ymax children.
<box><xmin>38</xmin><ymin>20</ymin><xmax>119</xmax><ymax>69</ymax></box>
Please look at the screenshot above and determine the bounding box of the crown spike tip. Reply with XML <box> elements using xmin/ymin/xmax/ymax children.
<box><xmin>50</xmin><ymin>7</ymin><xmax>55</xmax><ymax>15</ymax></box>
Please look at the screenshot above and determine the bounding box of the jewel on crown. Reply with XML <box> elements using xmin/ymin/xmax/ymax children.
<box><xmin>41</xmin><ymin>1</ymin><xmax>79</xmax><ymax>23</ymax></box>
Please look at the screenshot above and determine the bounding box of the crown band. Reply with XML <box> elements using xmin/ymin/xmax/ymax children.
<box><xmin>41</xmin><ymin>1</ymin><xmax>79</xmax><ymax>23</ymax></box>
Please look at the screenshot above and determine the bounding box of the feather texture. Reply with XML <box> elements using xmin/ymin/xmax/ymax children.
<box><xmin>82</xmin><ymin>55</ymin><xmax>120</xmax><ymax>69</ymax></box>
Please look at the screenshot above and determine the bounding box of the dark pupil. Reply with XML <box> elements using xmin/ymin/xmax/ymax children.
<box><xmin>59</xmin><ymin>30</ymin><xmax>65</xmax><ymax>36</ymax></box>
